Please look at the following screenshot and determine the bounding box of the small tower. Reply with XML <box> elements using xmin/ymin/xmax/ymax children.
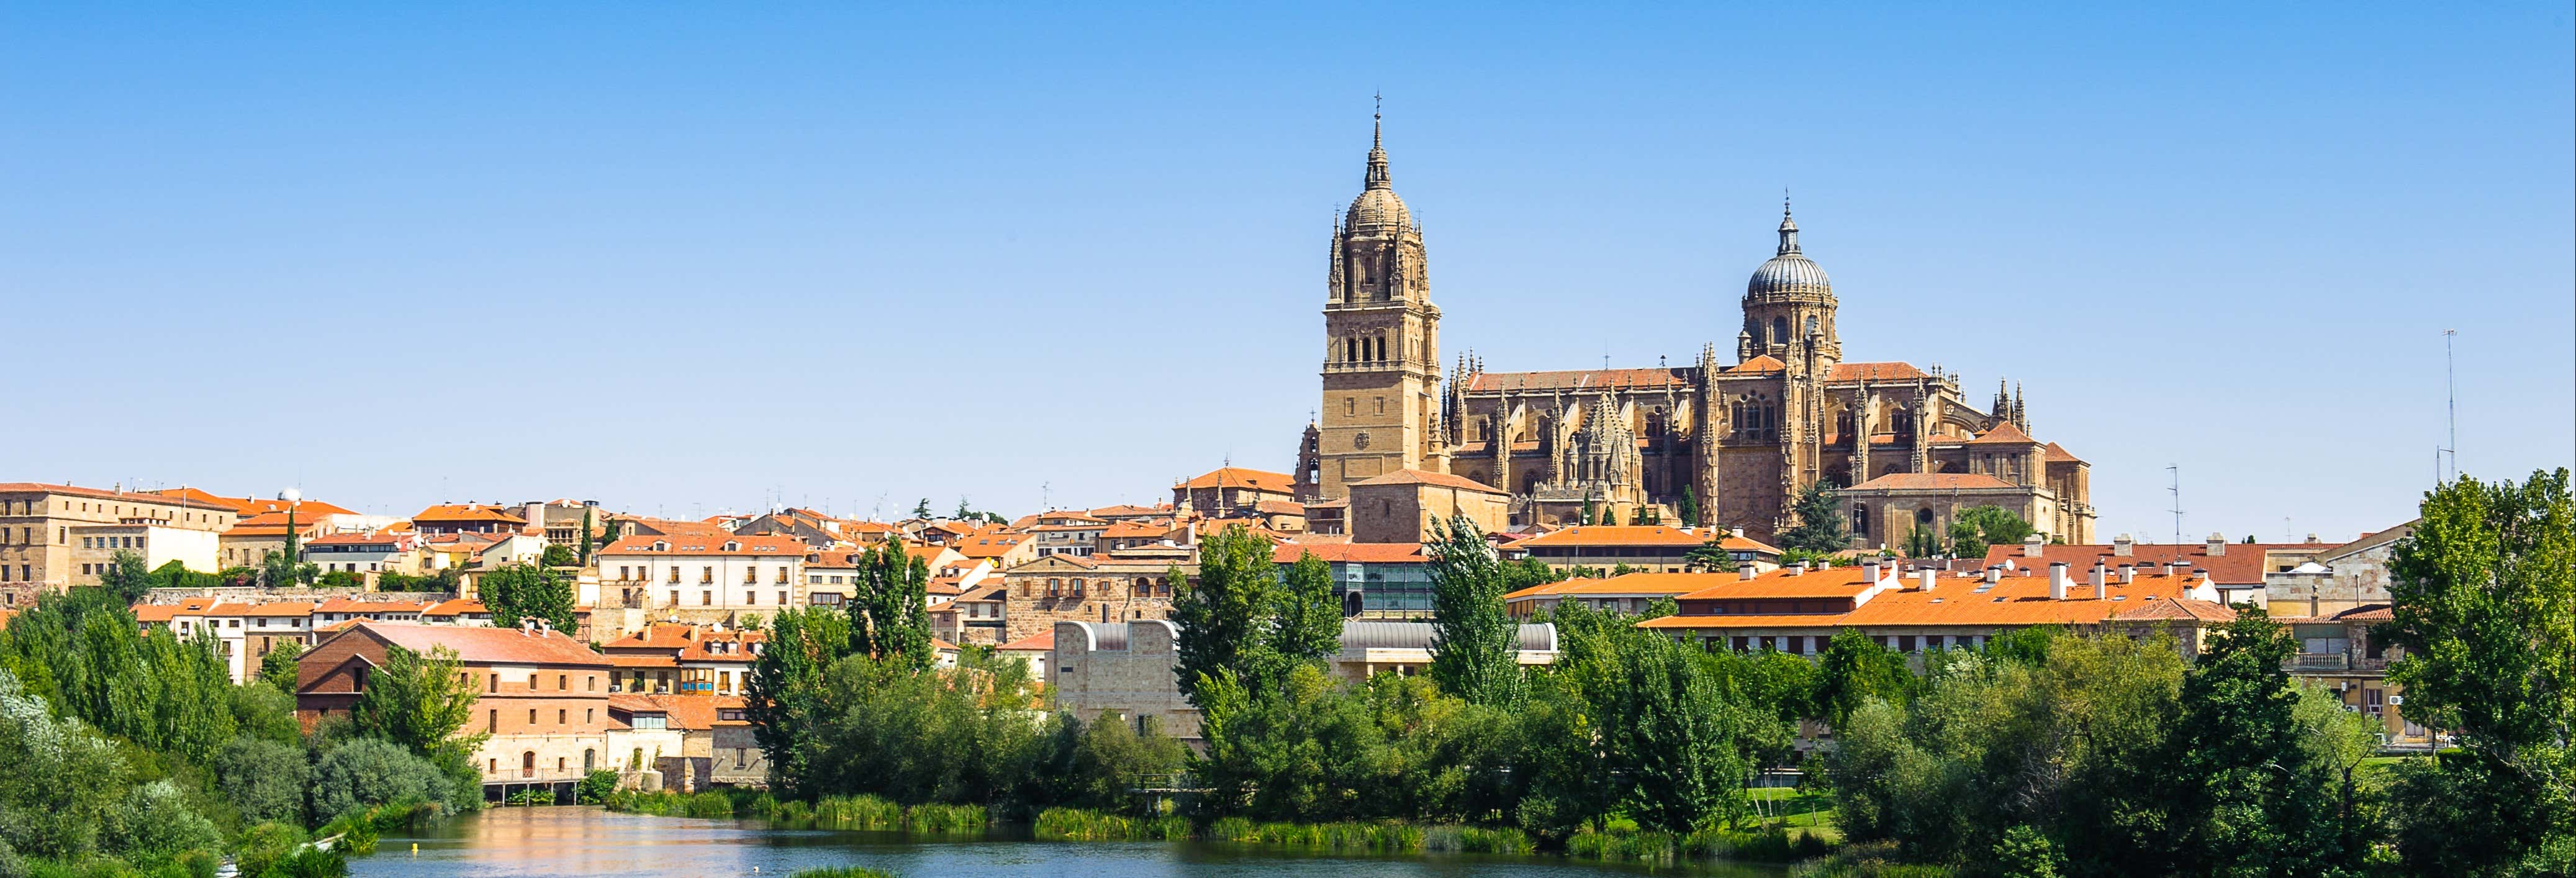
<box><xmin>1317</xmin><ymin>103</ymin><xmax>1444</xmax><ymax>500</ymax></box>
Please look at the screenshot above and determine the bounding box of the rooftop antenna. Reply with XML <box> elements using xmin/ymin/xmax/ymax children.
<box><xmin>2166</xmin><ymin>465</ymin><xmax>2184</xmax><ymax>546</ymax></box>
<box><xmin>1041</xmin><ymin>481</ymin><xmax>1051</xmax><ymax>512</ymax></box>
<box><xmin>2440</xmin><ymin>328</ymin><xmax>2458</xmax><ymax>482</ymax></box>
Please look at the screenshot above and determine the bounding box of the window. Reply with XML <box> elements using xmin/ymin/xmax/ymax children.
<box><xmin>669</xmin><ymin>590</ymin><xmax>680</xmax><ymax>606</ymax></box>
<box><xmin>744</xmin><ymin>567</ymin><xmax>757</xmax><ymax>584</ymax></box>
<box><xmin>746</xmin><ymin>590</ymin><xmax>758</xmax><ymax>605</ymax></box>
<box><xmin>702</xmin><ymin>591</ymin><xmax>713</xmax><ymax>606</ymax></box>
<box><xmin>1373</xmin><ymin>396</ymin><xmax>1385</xmax><ymax>415</ymax></box>
<box><xmin>777</xmin><ymin>591</ymin><xmax>788</xmax><ymax>605</ymax></box>
<box><xmin>667</xmin><ymin>567</ymin><xmax>680</xmax><ymax>584</ymax></box>
<box><xmin>1345</xmin><ymin>398</ymin><xmax>1356</xmax><ymax>416</ymax></box>
<box><xmin>775</xmin><ymin>566</ymin><xmax>789</xmax><ymax>584</ymax></box>
<box><xmin>529</xmin><ymin>673</ymin><xmax>539</xmax><ymax>689</ymax></box>
<box><xmin>587</xmin><ymin>675</ymin><xmax>597</xmax><ymax>692</ymax></box>
<box><xmin>528</xmin><ymin>708</ymin><xmax>538</xmax><ymax>725</ymax></box>
<box><xmin>488</xmin><ymin>709</ymin><xmax>497</xmax><ymax>733</ymax></box>
<box><xmin>558</xmin><ymin>708</ymin><xmax>566</xmax><ymax>724</ymax></box>
<box><xmin>700</xmin><ymin>566</ymin><xmax>713</xmax><ymax>584</ymax></box>
<box><xmin>586</xmin><ymin>708</ymin><xmax>594</xmax><ymax>723</ymax></box>
<box><xmin>488</xmin><ymin>674</ymin><xmax>498</xmax><ymax>692</ymax></box>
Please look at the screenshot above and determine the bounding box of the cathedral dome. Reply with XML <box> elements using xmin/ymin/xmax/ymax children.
<box><xmin>1344</xmin><ymin>115</ymin><xmax>1414</xmax><ymax>231</ymax></box>
<box><xmin>1747</xmin><ymin>210</ymin><xmax>1830</xmax><ymax>298</ymax></box>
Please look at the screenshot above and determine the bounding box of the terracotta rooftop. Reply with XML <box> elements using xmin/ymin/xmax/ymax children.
<box><xmin>1180</xmin><ymin>467</ymin><xmax>1296</xmax><ymax>494</ymax></box>
<box><xmin>1464</xmin><ymin>368</ymin><xmax>1694</xmax><ymax>392</ymax></box>
<box><xmin>411</xmin><ymin>504</ymin><xmax>530</xmax><ymax>524</ymax></box>
<box><xmin>599</xmin><ymin>535</ymin><xmax>807</xmax><ymax>556</ymax></box>
<box><xmin>1640</xmin><ymin>572</ymin><xmax>2215</xmax><ymax>631</ymax></box>
<box><xmin>1349</xmin><ymin>468</ymin><xmax>1505</xmax><ymax>494</ymax></box>
<box><xmin>338</xmin><ymin>621</ymin><xmax>607</xmax><ymax>666</ymax></box>
<box><xmin>1504</xmin><ymin>571</ymin><xmax>1722</xmax><ymax>602</ymax></box>
<box><xmin>1827</xmin><ymin>361</ymin><xmax>1930</xmax><ymax>382</ymax></box>
<box><xmin>1515</xmin><ymin>525</ymin><xmax>1708</xmax><ymax>548</ymax></box>
<box><xmin>1963</xmin><ymin>422</ymin><xmax>2040</xmax><ymax>446</ymax></box>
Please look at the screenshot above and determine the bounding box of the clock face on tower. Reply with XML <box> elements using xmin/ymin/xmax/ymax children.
<box><xmin>1354</xmin><ymin>432</ymin><xmax>1373</xmax><ymax>450</ymax></box>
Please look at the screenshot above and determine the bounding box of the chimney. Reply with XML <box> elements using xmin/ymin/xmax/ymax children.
<box><xmin>1792</xmin><ymin>561</ymin><xmax>1810</xmax><ymax>574</ymax></box>
<box><xmin>1862</xmin><ymin>561</ymin><xmax>1882</xmax><ymax>586</ymax></box>
<box><xmin>2118</xmin><ymin>564</ymin><xmax>2135</xmax><ymax>584</ymax></box>
<box><xmin>2022</xmin><ymin>533</ymin><xmax>2046</xmax><ymax>558</ymax></box>
<box><xmin>1982</xmin><ymin>566</ymin><xmax>2001</xmax><ymax>585</ymax></box>
<box><xmin>2305</xmin><ymin>533</ymin><xmax>2320</xmax><ymax>544</ymax></box>
<box><xmin>1738</xmin><ymin>562</ymin><xmax>1758</xmax><ymax>581</ymax></box>
<box><xmin>1730</xmin><ymin>526</ymin><xmax>1746</xmax><ymax>540</ymax></box>
<box><xmin>2048</xmin><ymin>562</ymin><xmax>2070</xmax><ymax>600</ymax></box>
<box><xmin>1917</xmin><ymin>569</ymin><xmax>1937</xmax><ymax>591</ymax></box>
<box><xmin>2205</xmin><ymin>532</ymin><xmax>2227</xmax><ymax>556</ymax></box>
<box><xmin>2112</xmin><ymin>533</ymin><xmax>2135</xmax><ymax>557</ymax></box>
<box><xmin>2089</xmin><ymin>564</ymin><xmax>2108</xmax><ymax>599</ymax></box>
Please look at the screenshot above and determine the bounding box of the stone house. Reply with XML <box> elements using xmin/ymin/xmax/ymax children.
<box><xmin>998</xmin><ymin>553</ymin><xmax>1195</xmax><ymax>643</ymax></box>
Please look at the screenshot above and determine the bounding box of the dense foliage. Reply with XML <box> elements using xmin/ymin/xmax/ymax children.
<box><xmin>1426</xmin><ymin>515</ymin><xmax>1524</xmax><ymax>707</ymax></box>
<box><xmin>1778</xmin><ymin>479</ymin><xmax>1849</xmax><ymax>553</ymax></box>
<box><xmin>2379</xmin><ymin>468</ymin><xmax>2575</xmax><ymax>876</ymax></box>
<box><xmin>0</xmin><ymin>584</ymin><xmax>477</xmax><ymax>876</ymax></box>
<box><xmin>847</xmin><ymin>538</ymin><xmax>936</xmax><ymax>670</ymax></box>
<box><xmin>1945</xmin><ymin>505</ymin><xmax>2035</xmax><ymax>559</ymax></box>
<box><xmin>477</xmin><ymin>563</ymin><xmax>577</xmax><ymax>631</ymax></box>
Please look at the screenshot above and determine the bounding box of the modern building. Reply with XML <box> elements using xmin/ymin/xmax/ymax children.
<box><xmin>1272</xmin><ymin>541</ymin><xmax>1435</xmax><ymax>620</ymax></box>
<box><xmin>1508</xmin><ymin>525</ymin><xmax>1720</xmax><ymax>574</ymax></box>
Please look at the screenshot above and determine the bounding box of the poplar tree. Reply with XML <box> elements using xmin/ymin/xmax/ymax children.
<box><xmin>1678</xmin><ymin>484</ymin><xmax>1702</xmax><ymax>527</ymax></box>
<box><xmin>1270</xmin><ymin>551</ymin><xmax>1343</xmax><ymax>671</ymax></box>
<box><xmin>1426</xmin><ymin>514</ymin><xmax>1524</xmax><ymax>706</ymax></box>
<box><xmin>745</xmin><ymin>607</ymin><xmax>853</xmax><ymax>797</ymax></box>
<box><xmin>1169</xmin><ymin>525</ymin><xmax>1278</xmax><ymax>705</ymax></box>
<box><xmin>850</xmin><ymin>538</ymin><xmax>934</xmax><ymax>670</ymax></box>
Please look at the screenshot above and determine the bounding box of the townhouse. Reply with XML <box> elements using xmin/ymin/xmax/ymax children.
<box><xmin>593</xmin><ymin>533</ymin><xmax>808</xmax><ymax>627</ymax></box>
<box><xmin>295</xmin><ymin>621</ymin><xmax>615</xmax><ymax>803</ymax></box>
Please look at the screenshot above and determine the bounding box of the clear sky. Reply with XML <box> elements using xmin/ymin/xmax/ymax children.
<box><xmin>5</xmin><ymin>3</ymin><xmax>2569</xmax><ymax>541</ymax></box>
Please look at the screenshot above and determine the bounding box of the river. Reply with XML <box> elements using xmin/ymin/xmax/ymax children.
<box><xmin>353</xmin><ymin>807</ymin><xmax>1794</xmax><ymax>877</ymax></box>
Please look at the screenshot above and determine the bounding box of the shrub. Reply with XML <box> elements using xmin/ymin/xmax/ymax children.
<box><xmin>810</xmin><ymin>795</ymin><xmax>901</xmax><ymax>830</ymax></box>
<box><xmin>903</xmin><ymin>803</ymin><xmax>985</xmax><ymax>833</ymax></box>
<box><xmin>101</xmin><ymin>780</ymin><xmax>222</xmax><ymax>863</ymax></box>
<box><xmin>311</xmin><ymin>740</ymin><xmax>450</xmax><ymax>821</ymax></box>
<box><xmin>576</xmin><ymin>770</ymin><xmax>619</xmax><ymax>805</ymax></box>
<box><xmin>773</xmin><ymin>800</ymin><xmax>814</xmax><ymax>826</ymax></box>
<box><xmin>789</xmin><ymin>868</ymin><xmax>897</xmax><ymax>878</ymax></box>
<box><xmin>1034</xmin><ymin>807</ymin><xmax>1141</xmax><ymax>840</ymax></box>
<box><xmin>683</xmin><ymin>792</ymin><xmax>733</xmax><ymax>818</ymax></box>
<box><xmin>231</xmin><ymin>823</ymin><xmax>309</xmax><ymax>878</ymax></box>
<box><xmin>216</xmin><ymin>736</ymin><xmax>312</xmax><ymax>826</ymax></box>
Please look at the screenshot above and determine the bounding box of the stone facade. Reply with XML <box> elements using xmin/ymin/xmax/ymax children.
<box><xmin>998</xmin><ymin>554</ymin><xmax>1193</xmax><ymax>644</ymax></box>
<box><xmin>1286</xmin><ymin>125</ymin><xmax>2096</xmax><ymax>545</ymax></box>
<box><xmin>1049</xmin><ymin>620</ymin><xmax>1201</xmax><ymax>741</ymax></box>
<box><xmin>1345</xmin><ymin>469</ymin><xmax>1508</xmax><ymax>544</ymax></box>
<box><xmin>0</xmin><ymin>483</ymin><xmax>237</xmax><ymax>604</ymax></box>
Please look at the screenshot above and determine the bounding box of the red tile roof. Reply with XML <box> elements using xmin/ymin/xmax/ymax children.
<box><xmin>1516</xmin><ymin>525</ymin><xmax>1707</xmax><ymax>548</ymax></box>
<box><xmin>1963</xmin><ymin>422</ymin><xmax>2040</xmax><ymax>445</ymax></box>
<box><xmin>599</xmin><ymin>535</ymin><xmax>806</xmax><ymax>556</ymax></box>
<box><xmin>1726</xmin><ymin>356</ymin><xmax>1786</xmax><ymax>374</ymax></box>
<box><xmin>338</xmin><ymin>621</ymin><xmax>607</xmax><ymax>666</ymax></box>
<box><xmin>411</xmin><ymin>504</ymin><xmax>530</xmax><ymax>524</ymax></box>
<box><xmin>1465</xmin><ymin>368</ymin><xmax>1694</xmax><ymax>392</ymax></box>
<box><xmin>1640</xmin><ymin>573</ymin><xmax>2212</xmax><ymax>631</ymax></box>
<box><xmin>1504</xmin><ymin>571</ymin><xmax>1722</xmax><ymax>601</ymax></box>
<box><xmin>1844</xmin><ymin>473</ymin><xmax>2020</xmax><ymax>492</ymax></box>
<box><xmin>1180</xmin><ymin>467</ymin><xmax>1296</xmax><ymax>494</ymax></box>
<box><xmin>1976</xmin><ymin>542</ymin><xmax>2310</xmax><ymax>586</ymax></box>
<box><xmin>1828</xmin><ymin>361</ymin><xmax>1930</xmax><ymax>382</ymax></box>
<box><xmin>997</xmin><ymin>631</ymin><xmax>1055</xmax><ymax>652</ymax></box>
<box><xmin>1274</xmin><ymin>542</ymin><xmax>1428</xmax><ymax>564</ymax></box>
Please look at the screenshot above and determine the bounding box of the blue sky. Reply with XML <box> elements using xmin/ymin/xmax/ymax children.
<box><xmin>4</xmin><ymin>3</ymin><xmax>2569</xmax><ymax>541</ymax></box>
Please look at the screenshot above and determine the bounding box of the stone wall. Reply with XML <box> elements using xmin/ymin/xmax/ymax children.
<box><xmin>1049</xmin><ymin>620</ymin><xmax>1200</xmax><ymax>741</ymax></box>
<box><xmin>144</xmin><ymin>586</ymin><xmax>455</xmax><ymax>604</ymax></box>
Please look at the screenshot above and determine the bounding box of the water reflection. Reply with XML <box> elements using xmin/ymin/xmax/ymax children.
<box><xmin>355</xmin><ymin>807</ymin><xmax>1790</xmax><ymax>877</ymax></box>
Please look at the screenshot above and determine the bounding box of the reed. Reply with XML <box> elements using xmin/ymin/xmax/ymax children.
<box><xmin>810</xmin><ymin>794</ymin><xmax>903</xmax><ymax>830</ymax></box>
<box><xmin>787</xmin><ymin>868</ymin><xmax>897</xmax><ymax>878</ymax></box>
<box><xmin>903</xmin><ymin>803</ymin><xmax>987</xmax><ymax>833</ymax></box>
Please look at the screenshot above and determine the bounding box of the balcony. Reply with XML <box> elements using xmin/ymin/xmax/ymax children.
<box><xmin>2287</xmin><ymin>653</ymin><xmax>2387</xmax><ymax>672</ymax></box>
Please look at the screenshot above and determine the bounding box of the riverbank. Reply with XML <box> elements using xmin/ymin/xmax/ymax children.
<box><xmin>595</xmin><ymin>787</ymin><xmax>1909</xmax><ymax>874</ymax></box>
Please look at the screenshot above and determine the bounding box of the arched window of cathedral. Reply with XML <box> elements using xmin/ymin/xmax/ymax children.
<box><xmin>1915</xmin><ymin>508</ymin><xmax>1935</xmax><ymax>527</ymax></box>
<box><xmin>1345</xmin><ymin>337</ymin><xmax>1358</xmax><ymax>363</ymax></box>
<box><xmin>1853</xmin><ymin>504</ymin><xmax>1871</xmax><ymax>537</ymax></box>
<box><xmin>1772</xmin><ymin>316</ymin><xmax>1789</xmax><ymax>345</ymax></box>
<box><xmin>1805</xmin><ymin>315</ymin><xmax>1819</xmax><ymax>336</ymax></box>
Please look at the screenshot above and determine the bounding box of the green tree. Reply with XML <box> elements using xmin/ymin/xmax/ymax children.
<box><xmin>312</xmin><ymin>738</ymin><xmax>451</xmax><ymax>821</ymax></box>
<box><xmin>98</xmin><ymin>550</ymin><xmax>153</xmax><ymax>604</ymax></box>
<box><xmin>849</xmin><ymin>538</ymin><xmax>935</xmax><ymax>670</ymax></box>
<box><xmin>260</xmin><ymin>548</ymin><xmax>317</xmax><ymax>588</ymax></box>
<box><xmin>1168</xmin><ymin>525</ymin><xmax>1280</xmax><ymax>705</ymax></box>
<box><xmin>1580</xmin><ymin>495</ymin><xmax>1597</xmax><ymax>526</ymax></box>
<box><xmin>217</xmin><ymin>735</ymin><xmax>311</xmax><ymax>825</ymax></box>
<box><xmin>258</xmin><ymin>638</ymin><xmax>306</xmax><ymax>690</ymax></box>
<box><xmin>1270</xmin><ymin>551</ymin><xmax>1343</xmax><ymax>674</ymax></box>
<box><xmin>744</xmin><ymin>606</ymin><xmax>853</xmax><ymax>797</ymax></box>
<box><xmin>578</xmin><ymin>507</ymin><xmax>596</xmax><ymax>564</ymax></box>
<box><xmin>1601</xmin><ymin>632</ymin><xmax>1750</xmax><ymax>831</ymax></box>
<box><xmin>911</xmin><ymin>497</ymin><xmax>933</xmax><ymax>520</ymax></box>
<box><xmin>2163</xmin><ymin>605</ymin><xmax>2348</xmax><ymax>876</ymax></box>
<box><xmin>1814</xmin><ymin>628</ymin><xmax>1916</xmax><ymax>728</ymax></box>
<box><xmin>1778</xmin><ymin>479</ymin><xmax>1848</xmax><ymax>552</ymax></box>
<box><xmin>1948</xmin><ymin>520</ymin><xmax>1988</xmax><ymax>561</ymax></box>
<box><xmin>1678</xmin><ymin>484</ymin><xmax>1701</xmax><ymax>527</ymax></box>
<box><xmin>2380</xmin><ymin>468</ymin><xmax>2575</xmax><ymax>876</ymax></box>
<box><xmin>539</xmin><ymin>543</ymin><xmax>578</xmax><ymax>567</ymax></box>
<box><xmin>1953</xmin><ymin>506</ymin><xmax>2035</xmax><ymax>557</ymax></box>
<box><xmin>954</xmin><ymin>497</ymin><xmax>974</xmax><ymax>520</ymax></box>
<box><xmin>349</xmin><ymin>645</ymin><xmax>483</xmax><ymax>764</ymax></box>
<box><xmin>1600</xmin><ymin>506</ymin><xmax>1620</xmax><ymax>526</ymax></box>
<box><xmin>479</xmin><ymin>563</ymin><xmax>576</xmax><ymax>632</ymax></box>
<box><xmin>1683</xmin><ymin>536</ymin><xmax>1738</xmax><ymax>572</ymax></box>
<box><xmin>1426</xmin><ymin>514</ymin><xmax>1524</xmax><ymax>707</ymax></box>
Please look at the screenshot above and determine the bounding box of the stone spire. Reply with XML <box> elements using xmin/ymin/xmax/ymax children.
<box><xmin>1365</xmin><ymin>96</ymin><xmax>1391</xmax><ymax>191</ymax></box>
<box><xmin>1777</xmin><ymin>192</ymin><xmax>1801</xmax><ymax>255</ymax></box>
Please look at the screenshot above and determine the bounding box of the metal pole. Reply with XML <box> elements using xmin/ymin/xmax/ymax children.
<box><xmin>2443</xmin><ymin>329</ymin><xmax>2457</xmax><ymax>481</ymax></box>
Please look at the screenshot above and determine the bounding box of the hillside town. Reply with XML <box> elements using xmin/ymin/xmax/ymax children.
<box><xmin>0</xmin><ymin>471</ymin><xmax>2428</xmax><ymax>804</ymax></box>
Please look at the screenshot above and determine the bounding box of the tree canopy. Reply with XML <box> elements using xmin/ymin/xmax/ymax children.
<box><xmin>479</xmin><ymin>562</ymin><xmax>577</xmax><ymax>631</ymax></box>
<box><xmin>1778</xmin><ymin>479</ymin><xmax>1848</xmax><ymax>552</ymax></box>
<box><xmin>1426</xmin><ymin>514</ymin><xmax>1524</xmax><ymax>707</ymax></box>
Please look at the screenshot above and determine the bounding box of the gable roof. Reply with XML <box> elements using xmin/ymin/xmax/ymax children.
<box><xmin>1349</xmin><ymin>468</ymin><xmax>1505</xmax><ymax>494</ymax></box>
<box><xmin>1827</xmin><ymin>361</ymin><xmax>1930</xmax><ymax>382</ymax></box>
<box><xmin>333</xmin><ymin>620</ymin><xmax>607</xmax><ymax>666</ymax></box>
<box><xmin>1844</xmin><ymin>473</ymin><xmax>2020</xmax><ymax>492</ymax></box>
<box><xmin>1181</xmin><ymin>467</ymin><xmax>1296</xmax><ymax>494</ymax></box>
<box><xmin>1463</xmin><ymin>368</ymin><xmax>1694</xmax><ymax>392</ymax></box>
<box><xmin>1516</xmin><ymin>525</ymin><xmax>1707</xmax><ymax>548</ymax></box>
<box><xmin>1963</xmin><ymin>422</ymin><xmax>2040</xmax><ymax>446</ymax></box>
<box><xmin>409</xmin><ymin>504</ymin><xmax>528</xmax><ymax>524</ymax></box>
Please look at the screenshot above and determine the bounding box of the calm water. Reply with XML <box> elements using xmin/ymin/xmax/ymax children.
<box><xmin>353</xmin><ymin>807</ymin><xmax>1791</xmax><ymax>877</ymax></box>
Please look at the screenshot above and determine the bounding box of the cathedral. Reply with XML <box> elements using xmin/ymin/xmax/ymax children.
<box><xmin>1290</xmin><ymin>115</ymin><xmax>2097</xmax><ymax>547</ymax></box>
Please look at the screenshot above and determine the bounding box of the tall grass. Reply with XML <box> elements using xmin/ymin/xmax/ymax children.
<box><xmin>903</xmin><ymin>803</ymin><xmax>987</xmax><ymax>834</ymax></box>
<box><xmin>789</xmin><ymin>868</ymin><xmax>897</xmax><ymax>878</ymax></box>
<box><xmin>808</xmin><ymin>794</ymin><xmax>904</xmax><ymax>830</ymax></box>
<box><xmin>1204</xmin><ymin>818</ymin><xmax>1429</xmax><ymax>851</ymax></box>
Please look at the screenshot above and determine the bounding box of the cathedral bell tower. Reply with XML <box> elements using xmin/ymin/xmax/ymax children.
<box><xmin>1317</xmin><ymin>109</ymin><xmax>1445</xmax><ymax>500</ymax></box>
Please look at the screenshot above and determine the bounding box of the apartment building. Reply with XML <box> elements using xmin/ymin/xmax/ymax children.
<box><xmin>0</xmin><ymin>482</ymin><xmax>237</xmax><ymax>600</ymax></box>
<box><xmin>593</xmin><ymin>534</ymin><xmax>807</xmax><ymax>627</ymax></box>
<box><xmin>296</xmin><ymin>621</ymin><xmax>614</xmax><ymax>803</ymax></box>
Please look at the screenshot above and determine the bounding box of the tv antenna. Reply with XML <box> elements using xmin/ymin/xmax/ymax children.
<box><xmin>2166</xmin><ymin>464</ymin><xmax>2184</xmax><ymax>546</ymax></box>
<box><xmin>2438</xmin><ymin>329</ymin><xmax>2459</xmax><ymax>483</ymax></box>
